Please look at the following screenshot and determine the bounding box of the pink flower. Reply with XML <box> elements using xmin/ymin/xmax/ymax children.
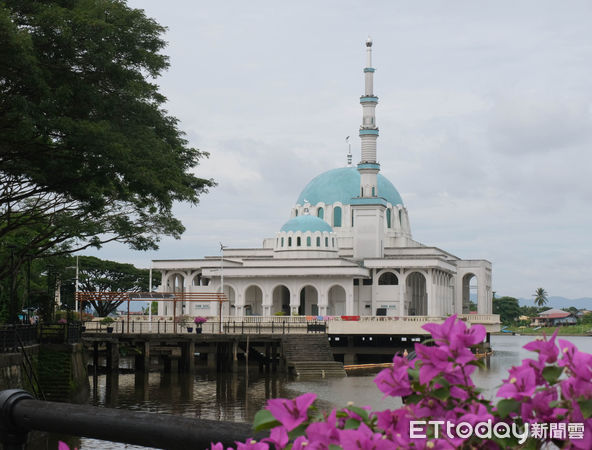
<box><xmin>266</xmin><ymin>393</ymin><xmax>317</xmax><ymax>431</ymax></box>
<box><xmin>415</xmin><ymin>344</ymin><xmax>454</xmax><ymax>385</ymax></box>
<box><xmin>497</xmin><ymin>364</ymin><xmax>538</xmax><ymax>400</ymax></box>
<box><xmin>338</xmin><ymin>423</ymin><xmax>394</xmax><ymax>450</ymax></box>
<box><xmin>263</xmin><ymin>426</ymin><xmax>289</xmax><ymax>449</ymax></box>
<box><xmin>374</xmin><ymin>355</ymin><xmax>413</xmax><ymax>398</ymax></box>
<box><xmin>210</xmin><ymin>443</ymin><xmax>226</xmax><ymax>450</ymax></box>
<box><xmin>524</xmin><ymin>330</ymin><xmax>559</xmax><ymax>364</ymax></box>
<box><xmin>235</xmin><ymin>440</ymin><xmax>269</xmax><ymax>450</ymax></box>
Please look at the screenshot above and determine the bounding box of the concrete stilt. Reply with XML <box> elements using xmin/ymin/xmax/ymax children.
<box><xmin>106</xmin><ymin>341</ymin><xmax>119</xmax><ymax>373</ymax></box>
<box><xmin>207</xmin><ymin>343</ymin><xmax>217</xmax><ymax>370</ymax></box>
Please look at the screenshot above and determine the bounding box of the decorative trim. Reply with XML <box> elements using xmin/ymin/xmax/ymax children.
<box><xmin>359</xmin><ymin>129</ymin><xmax>379</xmax><ymax>136</ymax></box>
<box><xmin>350</xmin><ymin>197</ymin><xmax>388</xmax><ymax>207</ymax></box>
<box><xmin>364</xmin><ymin>68</ymin><xmax>376</xmax><ymax>73</ymax></box>
<box><xmin>357</xmin><ymin>163</ymin><xmax>381</xmax><ymax>170</ymax></box>
<box><xmin>360</xmin><ymin>96</ymin><xmax>379</xmax><ymax>103</ymax></box>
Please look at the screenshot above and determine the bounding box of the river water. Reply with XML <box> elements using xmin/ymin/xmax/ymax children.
<box><xmin>46</xmin><ymin>335</ymin><xmax>592</xmax><ymax>449</ymax></box>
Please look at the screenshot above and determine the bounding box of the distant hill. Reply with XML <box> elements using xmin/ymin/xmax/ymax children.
<box><xmin>517</xmin><ymin>296</ymin><xmax>592</xmax><ymax>310</ymax></box>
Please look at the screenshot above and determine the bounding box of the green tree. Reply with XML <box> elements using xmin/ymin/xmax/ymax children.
<box><xmin>493</xmin><ymin>296</ymin><xmax>521</xmax><ymax>325</ymax></box>
<box><xmin>0</xmin><ymin>0</ymin><xmax>214</xmax><ymax>318</ymax></box>
<box><xmin>76</xmin><ymin>256</ymin><xmax>159</xmax><ymax>316</ymax></box>
<box><xmin>533</xmin><ymin>288</ymin><xmax>549</xmax><ymax>308</ymax></box>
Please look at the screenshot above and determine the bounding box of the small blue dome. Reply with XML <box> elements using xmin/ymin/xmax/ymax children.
<box><xmin>296</xmin><ymin>167</ymin><xmax>403</xmax><ymax>206</ymax></box>
<box><xmin>280</xmin><ymin>215</ymin><xmax>333</xmax><ymax>233</ymax></box>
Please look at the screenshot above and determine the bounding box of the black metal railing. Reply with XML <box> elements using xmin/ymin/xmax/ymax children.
<box><xmin>0</xmin><ymin>325</ymin><xmax>38</xmax><ymax>353</ymax></box>
<box><xmin>0</xmin><ymin>389</ymin><xmax>261</xmax><ymax>450</ymax></box>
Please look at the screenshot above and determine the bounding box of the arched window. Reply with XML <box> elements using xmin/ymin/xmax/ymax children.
<box><xmin>297</xmin><ymin>237</ymin><xmax>301</xmax><ymax>247</ymax></box>
<box><xmin>288</xmin><ymin>237</ymin><xmax>292</xmax><ymax>247</ymax></box>
<box><xmin>332</xmin><ymin>238</ymin><xmax>335</xmax><ymax>246</ymax></box>
<box><xmin>333</xmin><ymin>206</ymin><xmax>342</xmax><ymax>227</ymax></box>
<box><xmin>352</xmin><ymin>214</ymin><xmax>354</xmax><ymax>227</ymax></box>
<box><xmin>295</xmin><ymin>210</ymin><xmax>298</xmax><ymax>217</ymax></box>
<box><xmin>372</xmin><ymin>187</ymin><xmax>375</xmax><ymax>196</ymax></box>
<box><xmin>325</xmin><ymin>237</ymin><xmax>329</xmax><ymax>247</ymax></box>
<box><xmin>316</xmin><ymin>237</ymin><xmax>321</xmax><ymax>246</ymax></box>
<box><xmin>281</xmin><ymin>237</ymin><xmax>284</xmax><ymax>247</ymax></box>
<box><xmin>378</xmin><ymin>272</ymin><xmax>399</xmax><ymax>285</ymax></box>
<box><xmin>317</xmin><ymin>207</ymin><xmax>324</xmax><ymax>220</ymax></box>
<box><xmin>386</xmin><ymin>209</ymin><xmax>392</xmax><ymax>228</ymax></box>
<box><xmin>399</xmin><ymin>209</ymin><xmax>403</xmax><ymax>225</ymax></box>
<box><xmin>306</xmin><ymin>236</ymin><xmax>311</xmax><ymax>247</ymax></box>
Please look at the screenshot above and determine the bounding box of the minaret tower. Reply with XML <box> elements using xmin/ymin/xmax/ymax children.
<box><xmin>358</xmin><ymin>37</ymin><xmax>380</xmax><ymax>198</ymax></box>
<box><xmin>351</xmin><ymin>38</ymin><xmax>386</xmax><ymax>260</ymax></box>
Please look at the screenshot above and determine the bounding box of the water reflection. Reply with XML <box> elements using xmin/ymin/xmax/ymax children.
<box><xmin>51</xmin><ymin>335</ymin><xmax>592</xmax><ymax>449</ymax></box>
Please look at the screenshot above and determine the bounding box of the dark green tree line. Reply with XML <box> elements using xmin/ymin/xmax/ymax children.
<box><xmin>0</xmin><ymin>1</ymin><xmax>213</xmax><ymax>320</ymax></box>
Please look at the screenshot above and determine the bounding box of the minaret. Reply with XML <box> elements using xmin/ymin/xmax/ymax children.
<box><xmin>358</xmin><ymin>37</ymin><xmax>380</xmax><ymax>198</ymax></box>
<box><xmin>351</xmin><ymin>38</ymin><xmax>385</xmax><ymax>260</ymax></box>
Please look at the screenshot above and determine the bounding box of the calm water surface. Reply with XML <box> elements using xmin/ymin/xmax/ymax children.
<box><xmin>51</xmin><ymin>335</ymin><xmax>592</xmax><ymax>449</ymax></box>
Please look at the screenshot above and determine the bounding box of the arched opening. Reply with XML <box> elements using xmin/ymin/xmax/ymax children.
<box><xmin>386</xmin><ymin>209</ymin><xmax>392</xmax><ymax>228</ymax></box>
<box><xmin>192</xmin><ymin>273</ymin><xmax>202</xmax><ymax>286</ymax></box>
<box><xmin>333</xmin><ymin>206</ymin><xmax>342</xmax><ymax>227</ymax></box>
<box><xmin>407</xmin><ymin>272</ymin><xmax>427</xmax><ymax>316</ymax></box>
<box><xmin>272</xmin><ymin>285</ymin><xmax>290</xmax><ymax>315</ymax></box>
<box><xmin>299</xmin><ymin>285</ymin><xmax>318</xmax><ymax>316</ymax></box>
<box><xmin>295</xmin><ymin>210</ymin><xmax>298</xmax><ymax>217</ymax></box>
<box><xmin>327</xmin><ymin>285</ymin><xmax>346</xmax><ymax>316</ymax></box>
<box><xmin>378</xmin><ymin>272</ymin><xmax>398</xmax><ymax>285</ymax></box>
<box><xmin>288</xmin><ymin>237</ymin><xmax>292</xmax><ymax>247</ymax></box>
<box><xmin>372</xmin><ymin>187</ymin><xmax>375</xmax><ymax>196</ymax></box>
<box><xmin>297</xmin><ymin>237</ymin><xmax>301</xmax><ymax>247</ymax></box>
<box><xmin>462</xmin><ymin>273</ymin><xmax>478</xmax><ymax>314</ymax></box>
<box><xmin>316</xmin><ymin>236</ymin><xmax>321</xmax><ymax>247</ymax></box>
<box><xmin>244</xmin><ymin>285</ymin><xmax>263</xmax><ymax>316</ymax></box>
<box><xmin>220</xmin><ymin>285</ymin><xmax>236</xmax><ymax>316</ymax></box>
<box><xmin>306</xmin><ymin>236</ymin><xmax>311</xmax><ymax>247</ymax></box>
<box><xmin>169</xmin><ymin>273</ymin><xmax>185</xmax><ymax>316</ymax></box>
<box><xmin>317</xmin><ymin>207</ymin><xmax>324</xmax><ymax>220</ymax></box>
<box><xmin>325</xmin><ymin>237</ymin><xmax>329</xmax><ymax>247</ymax></box>
<box><xmin>281</xmin><ymin>237</ymin><xmax>284</xmax><ymax>247</ymax></box>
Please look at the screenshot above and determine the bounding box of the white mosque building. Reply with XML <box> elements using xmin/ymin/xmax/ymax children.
<box><xmin>153</xmin><ymin>40</ymin><xmax>493</xmax><ymax>322</ymax></box>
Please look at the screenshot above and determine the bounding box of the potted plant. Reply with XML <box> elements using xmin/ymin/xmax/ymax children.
<box><xmin>175</xmin><ymin>315</ymin><xmax>193</xmax><ymax>333</ymax></box>
<box><xmin>100</xmin><ymin>316</ymin><xmax>115</xmax><ymax>333</ymax></box>
<box><xmin>194</xmin><ymin>316</ymin><xmax>207</xmax><ymax>334</ymax></box>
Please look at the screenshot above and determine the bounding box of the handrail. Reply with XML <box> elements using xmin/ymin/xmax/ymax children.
<box><xmin>0</xmin><ymin>389</ymin><xmax>261</xmax><ymax>450</ymax></box>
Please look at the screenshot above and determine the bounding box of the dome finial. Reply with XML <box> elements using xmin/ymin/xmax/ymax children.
<box><xmin>346</xmin><ymin>136</ymin><xmax>352</xmax><ymax>166</ymax></box>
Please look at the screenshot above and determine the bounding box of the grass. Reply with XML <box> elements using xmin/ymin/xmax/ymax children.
<box><xmin>498</xmin><ymin>324</ymin><xmax>592</xmax><ymax>336</ymax></box>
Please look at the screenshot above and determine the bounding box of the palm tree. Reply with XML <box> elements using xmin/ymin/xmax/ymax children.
<box><xmin>533</xmin><ymin>288</ymin><xmax>549</xmax><ymax>308</ymax></box>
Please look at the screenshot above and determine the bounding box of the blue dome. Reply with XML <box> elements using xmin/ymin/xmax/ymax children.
<box><xmin>280</xmin><ymin>215</ymin><xmax>333</xmax><ymax>233</ymax></box>
<box><xmin>296</xmin><ymin>167</ymin><xmax>404</xmax><ymax>206</ymax></box>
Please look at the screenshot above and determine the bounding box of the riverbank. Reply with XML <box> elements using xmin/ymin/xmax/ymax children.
<box><xmin>494</xmin><ymin>324</ymin><xmax>592</xmax><ymax>336</ymax></box>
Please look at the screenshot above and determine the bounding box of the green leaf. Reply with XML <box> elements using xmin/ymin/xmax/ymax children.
<box><xmin>404</xmin><ymin>394</ymin><xmax>421</xmax><ymax>404</ymax></box>
<box><xmin>432</xmin><ymin>387</ymin><xmax>450</xmax><ymax>401</ymax></box>
<box><xmin>495</xmin><ymin>398</ymin><xmax>520</xmax><ymax>418</ymax></box>
<box><xmin>288</xmin><ymin>424</ymin><xmax>307</xmax><ymax>439</ymax></box>
<box><xmin>252</xmin><ymin>409</ymin><xmax>280</xmax><ymax>431</ymax></box>
<box><xmin>346</xmin><ymin>405</ymin><xmax>369</xmax><ymax>422</ymax></box>
<box><xmin>542</xmin><ymin>366</ymin><xmax>564</xmax><ymax>384</ymax></box>
<box><xmin>432</xmin><ymin>376</ymin><xmax>450</xmax><ymax>388</ymax></box>
<box><xmin>578</xmin><ymin>399</ymin><xmax>592</xmax><ymax>419</ymax></box>
<box><xmin>344</xmin><ymin>418</ymin><xmax>361</xmax><ymax>429</ymax></box>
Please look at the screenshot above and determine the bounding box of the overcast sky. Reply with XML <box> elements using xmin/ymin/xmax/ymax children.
<box><xmin>87</xmin><ymin>0</ymin><xmax>592</xmax><ymax>299</ymax></box>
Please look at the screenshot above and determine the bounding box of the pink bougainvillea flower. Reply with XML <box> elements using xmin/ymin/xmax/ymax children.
<box><xmin>524</xmin><ymin>330</ymin><xmax>559</xmax><ymax>364</ymax></box>
<box><xmin>263</xmin><ymin>426</ymin><xmax>289</xmax><ymax>449</ymax></box>
<box><xmin>266</xmin><ymin>392</ymin><xmax>317</xmax><ymax>431</ymax></box>
<box><xmin>338</xmin><ymin>423</ymin><xmax>394</xmax><ymax>450</ymax></box>
<box><xmin>415</xmin><ymin>344</ymin><xmax>454</xmax><ymax>385</ymax></box>
<box><xmin>235</xmin><ymin>439</ymin><xmax>269</xmax><ymax>450</ymax></box>
<box><xmin>374</xmin><ymin>355</ymin><xmax>413</xmax><ymax>397</ymax></box>
<box><xmin>558</xmin><ymin>339</ymin><xmax>592</xmax><ymax>381</ymax></box>
<box><xmin>497</xmin><ymin>364</ymin><xmax>538</xmax><ymax>400</ymax></box>
<box><xmin>210</xmin><ymin>443</ymin><xmax>225</xmax><ymax>450</ymax></box>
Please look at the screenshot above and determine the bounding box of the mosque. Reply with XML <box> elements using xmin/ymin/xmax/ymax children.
<box><xmin>153</xmin><ymin>40</ymin><xmax>493</xmax><ymax>321</ymax></box>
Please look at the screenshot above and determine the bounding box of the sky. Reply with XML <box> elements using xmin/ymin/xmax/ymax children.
<box><xmin>87</xmin><ymin>0</ymin><xmax>592</xmax><ymax>299</ymax></box>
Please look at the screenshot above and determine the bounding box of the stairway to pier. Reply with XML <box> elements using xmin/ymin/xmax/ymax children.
<box><xmin>281</xmin><ymin>335</ymin><xmax>345</xmax><ymax>378</ymax></box>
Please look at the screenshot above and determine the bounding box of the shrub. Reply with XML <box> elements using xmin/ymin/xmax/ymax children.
<box><xmin>218</xmin><ymin>316</ymin><xmax>592</xmax><ymax>449</ymax></box>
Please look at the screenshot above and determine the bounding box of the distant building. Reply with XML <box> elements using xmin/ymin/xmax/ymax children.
<box><xmin>152</xmin><ymin>40</ymin><xmax>495</xmax><ymax>324</ymax></box>
<box><xmin>533</xmin><ymin>309</ymin><xmax>577</xmax><ymax>327</ymax></box>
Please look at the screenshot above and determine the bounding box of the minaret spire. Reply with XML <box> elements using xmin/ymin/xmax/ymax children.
<box><xmin>358</xmin><ymin>37</ymin><xmax>380</xmax><ymax>198</ymax></box>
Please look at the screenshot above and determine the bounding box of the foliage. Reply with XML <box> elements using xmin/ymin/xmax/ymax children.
<box><xmin>0</xmin><ymin>0</ymin><xmax>214</xmax><ymax>302</ymax></box>
<box><xmin>100</xmin><ymin>317</ymin><xmax>114</xmax><ymax>325</ymax></box>
<box><xmin>534</xmin><ymin>288</ymin><xmax>550</xmax><ymax>308</ymax></box>
<box><xmin>227</xmin><ymin>316</ymin><xmax>592</xmax><ymax>449</ymax></box>
<box><xmin>175</xmin><ymin>315</ymin><xmax>191</xmax><ymax>326</ymax></box>
<box><xmin>493</xmin><ymin>296</ymin><xmax>521</xmax><ymax>324</ymax></box>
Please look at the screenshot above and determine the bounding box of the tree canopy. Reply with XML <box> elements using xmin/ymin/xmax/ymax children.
<box><xmin>0</xmin><ymin>0</ymin><xmax>213</xmax><ymax>313</ymax></box>
<box><xmin>533</xmin><ymin>287</ymin><xmax>549</xmax><ymax>308</ymax></box>
<box><xmin>493</xmin><ymin>296</ymin><xmax>521</xmax><ymax>324</ymax></box>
